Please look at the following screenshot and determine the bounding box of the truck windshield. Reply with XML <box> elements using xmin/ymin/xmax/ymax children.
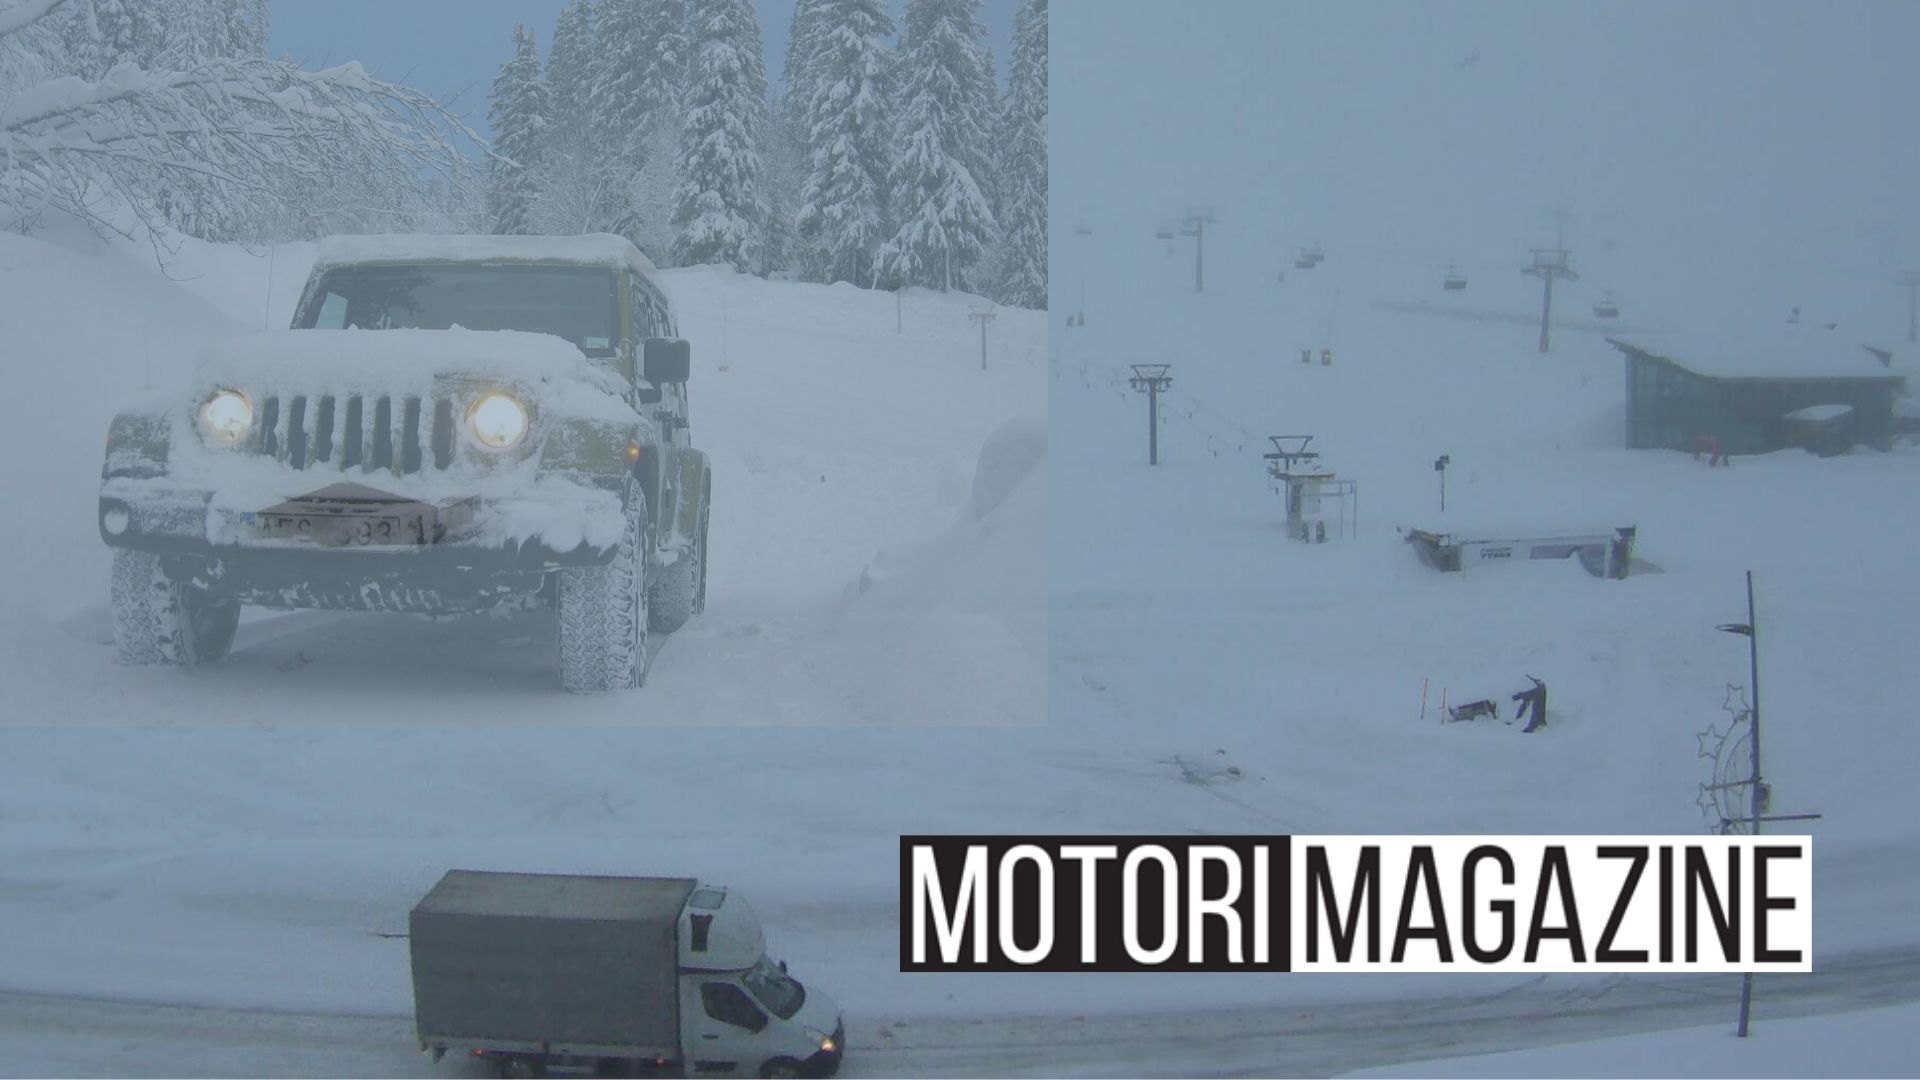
<box><xmin>294</xmin><ymin>264</ymin><xmax>619</xmax><ymax>358</ymax></box>
<box><xmin>741</xmin><ymin>954</ymin><xmax>804</xmax><ymax>1020</ymax></box>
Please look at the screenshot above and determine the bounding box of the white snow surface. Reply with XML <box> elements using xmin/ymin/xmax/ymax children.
<box><xmin>1348</xmin><ymin>1000</ymin><xmax>1920</xmax><ymax>1078</ymax></box>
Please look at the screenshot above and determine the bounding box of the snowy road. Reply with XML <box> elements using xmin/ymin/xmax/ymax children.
<box><xmin>5</xmin><ymin>946</ymin><xmax>1918</xmax><ymax>1078</ymax></box>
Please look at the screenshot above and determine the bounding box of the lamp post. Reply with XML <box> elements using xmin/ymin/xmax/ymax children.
<box><xmin>1716</xmin><ymin>571</ymin><xmax>1763</xmax><ymax>1037</ymax></box>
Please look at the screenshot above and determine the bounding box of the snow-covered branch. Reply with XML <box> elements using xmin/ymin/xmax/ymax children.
<box><xmin>1</xmin><ymin>49</ymin><xmax>482</xmax><ymax>247</ymax></box>
<box><xmin>0</xmin><ymin>0</ymin><xmax>68</xmax><ymax>43</ymax></box>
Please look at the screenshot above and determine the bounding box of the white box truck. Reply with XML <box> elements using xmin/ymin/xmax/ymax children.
<box><xmin>410</xmin><ymin>871</ymin><xmax>844</xmax><ymax>1078</ymax></box>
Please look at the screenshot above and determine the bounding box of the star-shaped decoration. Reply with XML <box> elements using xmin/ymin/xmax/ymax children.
<box><xmin>1697</xmin><ymin>782</ymin><xmax>1720</xmax><ymax>818</ymax></box>
<box><xmin>1721</xmin><ymin>684</ymin><xmax>1750</xmax><ymax>719</ymax></box>
<box><xmin>1697</xmin><ymin>723</ymin><xmax>1725</xmax><ymax>761</ymax></box>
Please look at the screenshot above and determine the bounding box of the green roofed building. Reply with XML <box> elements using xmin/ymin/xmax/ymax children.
<box><xmin>1608</xmin><ymin>333</ymin><xmax>1907</xmax><ymax>456</ymax></box>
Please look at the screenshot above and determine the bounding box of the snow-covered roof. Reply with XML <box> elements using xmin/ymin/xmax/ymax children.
<box><xmin>1783</xmin><ymin>403</ymin><xmax>1854</xmax><ymax>423</ymax></box>
<box><xmin>1608</xmin><ymin>331</ymin><xmax>1902</xmax><ymax>380</ymax></box>
<box><xmin>312</xmin><ymin>233</ymin><xmax>661</xmax><ymax>278</ymax></box>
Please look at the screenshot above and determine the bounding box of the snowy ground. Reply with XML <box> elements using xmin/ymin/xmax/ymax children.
<box><xmin>1349</xmin><ymin>999</ymin><xmax>1920</xmax><ymax>1078</ymax></box>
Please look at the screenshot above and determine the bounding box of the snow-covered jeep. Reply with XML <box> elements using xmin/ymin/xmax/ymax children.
<box><xmin>99</xmin><ymin>234</ymin><xmax>710</xmax><ymax>692</ymax></box>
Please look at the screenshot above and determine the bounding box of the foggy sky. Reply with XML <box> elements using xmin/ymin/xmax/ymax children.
<box><xmin>1054</xmin><ymin>0</ymin><xmax>1920</xmax><ymax>335</ymax></box>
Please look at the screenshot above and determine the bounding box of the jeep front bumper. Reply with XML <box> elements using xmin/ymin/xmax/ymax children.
<box><xmin>98</xmin><ymin>477</ymin><xmax>626</xmax><ymax>615</ymax></box>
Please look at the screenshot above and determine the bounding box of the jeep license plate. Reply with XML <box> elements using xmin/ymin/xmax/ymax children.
<box><xmin>257</xmin><ymin>508</ymin><xmax>434</xmax><ymax>547</ymax></box>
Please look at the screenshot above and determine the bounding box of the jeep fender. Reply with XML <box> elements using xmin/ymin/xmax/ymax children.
<box><xmin>104</xmin><ymin>410</ymin><xmax>171</xmax><ymax>480</ymax></box>
<box><xmin>656</xmin><ymin>448</ymin><xmax>709</xmax><ymax>553</ymax></box>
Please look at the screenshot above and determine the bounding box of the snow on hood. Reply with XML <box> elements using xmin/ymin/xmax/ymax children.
<box><xmin>191</xmin><ymin>328</ymin><xmax>638</xmax><ymax>425</ymax></box>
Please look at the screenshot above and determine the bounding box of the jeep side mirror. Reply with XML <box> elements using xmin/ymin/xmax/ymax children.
<box><xmin>643</xmin><ymin>338</ymin><xmax>691</xmax><ymax>384</ymax></box>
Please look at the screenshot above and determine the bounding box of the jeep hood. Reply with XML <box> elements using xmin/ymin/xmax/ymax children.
<box><xmin>190</xmin><ymin>328</ymin><xmax>635</xmax><ymax>424</ymax></box>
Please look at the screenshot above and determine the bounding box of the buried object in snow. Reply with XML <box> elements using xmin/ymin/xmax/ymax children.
<box><xmin>99</xmin><ymin>234</ymin><xmax>711</xmax><ymax>692</ymax></box>
<box><xmin>1404</xmin><ymin>525</ymin><xmax>1640</xmax><ymax>579</ymax></box>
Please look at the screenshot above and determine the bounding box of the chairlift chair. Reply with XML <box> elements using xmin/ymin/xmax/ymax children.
<box><xmin>1442</xmin><ymin>266</ymin><xmax>1468</xmax><ymax>291</ymax></box>
<box><xmin>1295</xmin><ymin>247</ymin><xmax>1318</xmax><ymax>270</ymax></box>
<box><xmin>1593</xmin><ymin>293</ymin><xmax>1620</xmax><ymax>319</ymax></box>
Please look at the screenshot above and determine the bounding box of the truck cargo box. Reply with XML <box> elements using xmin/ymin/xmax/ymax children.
<box><xmin>410</xmin><ymin>871</ymin><xmax>695</xmax><ymax>1053</ymax></box>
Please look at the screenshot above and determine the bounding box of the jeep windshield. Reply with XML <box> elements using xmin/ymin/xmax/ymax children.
<box><xmin>293</xmin><ymin>263</ymin><xmax>620</xmax><ymax>358</ymax></box>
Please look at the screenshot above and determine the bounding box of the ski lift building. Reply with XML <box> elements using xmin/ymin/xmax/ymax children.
<box><xmin>1609</xmin><ymin>334</ymin><xmax>1906</xmax><ymax>456</ymax></box>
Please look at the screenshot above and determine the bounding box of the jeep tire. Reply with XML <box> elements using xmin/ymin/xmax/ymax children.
<box><xmin>557</xmin><ymin>488</ymin><xmax>649</xmax><ymax>692</ymax></box>
<box><xmin>110</xmin><ymin>549</ymin><xmax>239</xmax><ymax>665</ymax></box>
<box><xmin>649</xmin><ymin>471</ymin><xmax>709</xmax><ymax>634</ymax></box>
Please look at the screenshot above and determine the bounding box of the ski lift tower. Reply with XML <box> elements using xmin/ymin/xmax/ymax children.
<box><xmin>1523</xmin><ymin>245</ymin><xmax>1578</xmax><ymax>353</ymax></box>
<box><xmin>1524</xmin><ymin>211</ymin><xmax>1578</xmax><ymax>353</ymax></box>
<box><xmin>1181</xmin><ymin>207</ymin><xmax>1216</xmax><ymax>293</ymax></box>
<box><xmin>1129</xmin><ymin>364</ymin><xmax>1174</xmax><ymax>465</ymax></box>
<box><xmin>1265</xmin><ymin>435</ymin><xmax>1356</xmax><ymax>543</ymax></box>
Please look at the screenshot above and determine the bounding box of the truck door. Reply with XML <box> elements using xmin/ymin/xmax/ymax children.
<box><xmin>685</xmin><ymin>979</ymin><xmax>771</xmax><ymax>1075</ymax></box>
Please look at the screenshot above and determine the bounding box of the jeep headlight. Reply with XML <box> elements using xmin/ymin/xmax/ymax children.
<box><xmin>467</xmin><ymin>392</ymin><xmax>528</xmax><ymax>449</ymax></box>
<box><xmin>806</xmin><ymin>1027</ymin><xmax>836</xmax><ymax>1053</ymax></box>
<box><xmin>198</xmin><ymin>389</ymin><xmax>253</xmax><ymax>445</ymax></box>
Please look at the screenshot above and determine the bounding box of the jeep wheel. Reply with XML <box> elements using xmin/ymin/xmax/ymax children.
<box><xmin>557</xmin><ymin>489</ymin><xmax>649</xmax><ymax>692</ymax></box>
<box><xmin>110</xmin><ymin>549</ymin><xmax>239</xmax><ymax>665</ymax></box>
<box><xmin>649</xmin><ymin>472</ymin><xmax>708</xmax><ymax>634</ymax></box>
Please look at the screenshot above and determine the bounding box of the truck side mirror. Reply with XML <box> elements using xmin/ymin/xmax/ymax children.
<box><xmin>643</xmin><ymin>338</ymin><xmax>691</xmax><ymax>385</ymax></box>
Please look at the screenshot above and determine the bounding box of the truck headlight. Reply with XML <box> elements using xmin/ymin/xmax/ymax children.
<box><xmin>468</xmin><ymin>392</ymin><xmax>528</xmax><ymax>449</ymax></box>
<box><xmin>198</xmin><ymin>389</ymin><xmax>253</xmax><ymax>445</ymax></box>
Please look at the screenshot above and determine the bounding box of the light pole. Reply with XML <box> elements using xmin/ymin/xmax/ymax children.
<box><xmin>1717</xmin><ymin>571</ymin><xmax>1763</xmax><ymax>1038</ymax></box>
<box><xmin>968</xmin><ymin>306</ymin><xmax>996</xmax><ymax>371</ymax></box>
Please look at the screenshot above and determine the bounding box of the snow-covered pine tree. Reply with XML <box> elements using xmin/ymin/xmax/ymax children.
<box><xmin>487</xmin><ymin>24</ymin><xmax>550</xmax><ymax>236</ymax></box>
<box><xmin>991</xmin><ymin>0</ymin><xmax>1045</xmax><ymax>308</ymax></box>
<box><xmin>671</xmin><ymin>0</ymin><xmax>768</xmax><ymax>272</ymax></box>
<box><xmin>793</xmin><ymin>0</ymin><xmax>895</xmax><ymax>288</ymax></box>
<box><xmin>539</xmin><ymin>0</ymin><xmax>622</xmax><ymax>234</ymax></box>
<box><xmin>769</xmin><ymin>0</ymin><xmax>828</xmax><ymax>277</ymax></box>
<box><xmin>876</xmin><ymin>0</ymin><xmax>998</xmax><ymax>292</ymax></box>
<box><xmin>591</xmin><ymin>0</ymin><xmax>687</xmax><ymax>256</ymax></box>
<box><xmin>782</xmin><ymin>0</ymin><xmax>828</xmax><ymax>136</ymax></box>
<box><xmin>60</xmin><ymin>0</ymin><xmax>156</xmax><ymax>79</ymax></box>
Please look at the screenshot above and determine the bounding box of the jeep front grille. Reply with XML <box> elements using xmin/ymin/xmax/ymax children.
<box><xmin>253</xmin><ymin>394</ymin><xmax>455</xmax><ymax>474</ymax></box>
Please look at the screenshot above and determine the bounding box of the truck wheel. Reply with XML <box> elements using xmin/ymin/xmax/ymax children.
<box><xmin>760</xmin><ymin>1058</ymin><xmax>803</xmax><ymax>1079</ymax></box>
<box><xmin>110</xmin><ymin>549</ymin><xmax>239</xmax><ymax>665</ymax></box>
<box><xmin>648</xmin><ymin>473</ymin><xmax>708</xmax><ymax>634</ymax></box>
<box><xmin>557</xmin><ymin>488</ymin><xmax>649</xmax><ymax>692</ymax></box>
